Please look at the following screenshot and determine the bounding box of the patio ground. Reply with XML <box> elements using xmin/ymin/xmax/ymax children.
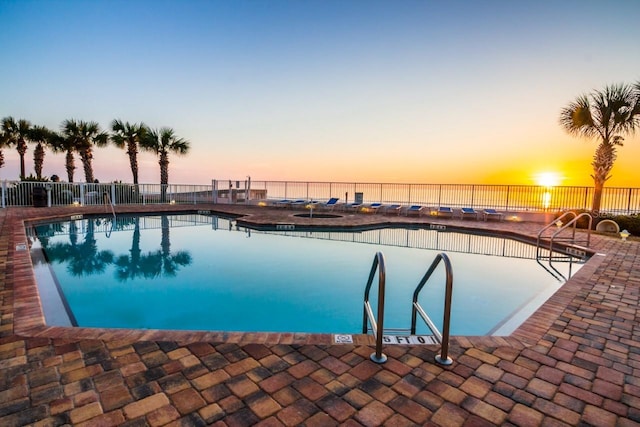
<box><xmin>1</xmin><ymin>204</ymin><xmax>638</xmax><ymax>426</ymax></box>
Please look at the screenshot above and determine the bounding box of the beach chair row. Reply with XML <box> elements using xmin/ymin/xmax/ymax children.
<box><xmin>267</xmin><ymin>198</ymin><xmax>504</xmax><ymax>220</ymax></box>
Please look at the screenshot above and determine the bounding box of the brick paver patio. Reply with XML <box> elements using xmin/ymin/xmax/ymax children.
<box><xmin>1</xmin><ymin>204</ymin><xmax>638</xmax><ymax>426</ymax></box>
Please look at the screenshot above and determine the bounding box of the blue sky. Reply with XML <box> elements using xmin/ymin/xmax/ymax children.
<box><xmin>1</xmin><ymin>0</ymin><xmax>639</xmax><ymax>185</ymax></box>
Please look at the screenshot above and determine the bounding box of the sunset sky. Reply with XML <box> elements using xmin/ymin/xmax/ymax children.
<box><xmin>1</xmin><ymin>0</ymin><xmax>639</xmax><ymax>187</ymax></box>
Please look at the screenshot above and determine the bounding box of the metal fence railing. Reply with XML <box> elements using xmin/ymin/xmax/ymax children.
<box><xmin>0</xmin><ymin>181</ymin><xmax>213</xmax><ymax>208</ymax></box>
<box><xmin>247</xmin><ymin>180</ymin><xmax>640</xmax><ymax>215</ymax></box>
<box><xmin>2</xmin><ymin>179</ymin><xmax>640</xmax><ymax>215</ymax></box>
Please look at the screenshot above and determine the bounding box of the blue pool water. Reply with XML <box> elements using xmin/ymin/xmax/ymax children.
<box><xmin>31</xmin><ymin>213</ymin><xmax>582</xmax><ymax>336</ymax></box>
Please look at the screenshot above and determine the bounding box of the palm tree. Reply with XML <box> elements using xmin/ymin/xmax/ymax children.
<box><xmin>61</xmin><ymin>119</ymin><xmax>108</xmax><ymax>183</ymax></box>
<box><xmin>0</xmin><ymin>130</ymin><xmax>7</xmax><ymax>170</ymax></box>
<box><xmin>50</xmin><ymin>131</ymin><xmax>77</xmax><ymax>182</ymax></box>
<box><xmin>1</xmin><ymin>116</ymin><xmax>32</xmax><ymax>179</ymax></box>
<box><xmin>29</xmin><ymin>125</ymin><xmax>53</xmax><ymax>180</ymax></box>
<box><xmin>560</xmin><ymin>83</ymin><xmax>640</xmax><ymax>213</ymax></box>
<box><xmin>110</xmin><ymin>119</ymin><xmax>147</xmax><ymax>185</ymax></box>
<box><xmin>141</xmin><ymin>127</ymin><xmax>190</xmax><ymax>202</ymax></box>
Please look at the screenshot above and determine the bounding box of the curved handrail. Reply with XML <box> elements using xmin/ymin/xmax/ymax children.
<box><xmin>103</xmin><ymin>192</ymin><xmax>117</xmax><ymax>238</ymax></box>
<box><xmin>549</xmin><ymin>212</ymin><xmax>592</xmax><ymax>253</ymax></box>
<box><xmin>410</xmin><ymin>252</ymin><xmax>454</xmax><ymax>365</ymax></box>
<box><xmin>362</xmin><ymin>251</ymin><xmax>387</xmax><ymax>364</ymax></box>
<box><xmin>536</xmin><ymin>211</ymin><xmax>576</xmax><ymax>259</ymax></box>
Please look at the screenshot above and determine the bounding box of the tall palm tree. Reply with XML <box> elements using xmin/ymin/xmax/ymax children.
<box><xmin>560</xmin><ymin>83</ymin><xmax>639</xmax><ymax>213</ymax></box>
<box><xmin>61</xmin><ymin>119</ymin><xmax>108</xmax><ymax>183</ymax></box>
<box><xmin>50</xmin><ymin>131</ymin><xmax>77</xmax><ymax>182</ymax></box>
<box><xmin>0</xmin><ymin>130</ymin><xmax>7</xmax><ymax>170</ymax></box>
<box><xmin>141</xmin><ymin>127</ymin><xmax>190</xmax><ymax>202</ymax></box>
<box><xmin>1</xmin><ymin>116</ymin><xmax>32</xmax><ymax>179</ymax></box>
<box><xmin>29</xmin><ymin>125</ymin><xmax>53</xmax><ymax>180</ymax></box>
<box><xmin>110</xmin><ymin>119</ymin><xmax>147</xmax><ymax>185</ymax></box>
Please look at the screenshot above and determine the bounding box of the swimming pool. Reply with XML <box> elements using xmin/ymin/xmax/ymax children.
<box><xmin>30</xmin><ymin>213</ymin><xmax>583</xmax><ymax>336</ymax></box>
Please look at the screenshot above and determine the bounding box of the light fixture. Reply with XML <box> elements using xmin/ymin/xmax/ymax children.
<box><xmin>620</xmin><ymin>229</ymin><xmax>630</xmax><ymax>241</ymax></box>
<box><xmin>555</xmin><ymin>220</ymin><xmax>563</xmax><ymax>228</ymax></box>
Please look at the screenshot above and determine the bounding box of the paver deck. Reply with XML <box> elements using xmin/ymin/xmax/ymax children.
<box><xmin>1</xmin><ymin>204</ymin><xmax>639</xmax><ymax>426</ymax></box>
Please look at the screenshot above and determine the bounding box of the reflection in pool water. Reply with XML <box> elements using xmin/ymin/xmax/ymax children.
<box><xmin>31</xmin><ymin>213</ymin><xmax>583</xmax><ymax>336</ymax></box>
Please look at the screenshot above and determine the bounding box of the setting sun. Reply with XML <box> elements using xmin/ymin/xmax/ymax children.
<box><xmin>535</xmin><ymin>172</ymin><xmax>562</xmax><ymax>187</ymax></box>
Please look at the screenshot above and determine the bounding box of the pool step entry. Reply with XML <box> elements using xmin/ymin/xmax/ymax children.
<box><xmin>535</xmin><ymin>212</ymin><xmax>591</xmax><ymax>280</ymax></box>
<box><xmin>362</xmin><ymin>251</ymin><xmax>453</xmax><ymax>366</ymax></box>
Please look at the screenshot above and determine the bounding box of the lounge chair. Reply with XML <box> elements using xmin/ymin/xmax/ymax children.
<box><xmin>437</xmin><ymin>207</ymin><xmax>453</xmax><ymax>218</ymax></box>
<box><xmin>406</xmin><ymin>205</ymin><xmax>426</xmax><ymax>216</ymax></box>
<box><xmin>483</xmin><ymin>208</ymin><xmax>504</xmax><ymax>221</ymax></box>
<box><xmin>317</xmin><ymin>197</ymin><xmax>340</xmax><ymax>211</ymax></box>
<box><xmin>289</xmin><ymin>199</ymin><xmax>309</xmax><ymax>208</ymax></box>
<box><xmin>460</xmin><ymin>207</ymin><xmax>479</xmax><ymax>220</ymax></box>
<box><xmin>274</xmin><ymin>199</ymin><xmax>292</xmax><ymax>208</ymax></box>
<box><xmin>342</xmin><ymin>202</ymin><xmax>363</xmax><ymax>212</ymax></box>
<box><xmin>384</xmin><ymin>204</ymin><xmax>402</xmax><ymax>215</ymax></box>
<box><xmin>362</xmin><ymin>202</ymin><xmax>383</xmax><ymax>213</ymax></box>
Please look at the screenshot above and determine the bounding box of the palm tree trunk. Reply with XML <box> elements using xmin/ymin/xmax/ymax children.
<box><xmin>17</xmin><ymin>140</ymin><xmax>27</xmax><ymax>178</ymax></box>
<box><xmin>34</xmin><ymin>143</ymin><xmax>45</xmax><ymax>180</ymax></box>
<box><xmin>590</xmin><ymin>141</ymin><xmax>616</xmax><ymax>214</ymax></box>
<box><xmin>159</xmin><ymin>153</ymin><xmax>169</xmax><ymax>203</ymax></box>
<box><xmin>79</xmin><ymin>147</ymin><xmax>95</xmax><ymax>183</ymax></box>
<box><xmin>127</xmin><ymin>143</ymin><xmax>139</xmax><ymax>185</ymax></box>
<box><xmin>592</xmin><ymin>180</ymin><xmax>605</xmax><ymax>214</ymax></box>
<box><xmin>66</xmin><ymin>150</ymin><xmax>75</xmax><ymax>183</ymax></box>
<box><xmin>0</xmin><ymin>150</ymin><xmax>4</xmax><ymax>169</ymax></box>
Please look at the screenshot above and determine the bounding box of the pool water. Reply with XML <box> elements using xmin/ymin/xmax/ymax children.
<box><xmin>31</xmin><ymin>213</ymin><xmax>582</xmax><ymax>336</ymax></box>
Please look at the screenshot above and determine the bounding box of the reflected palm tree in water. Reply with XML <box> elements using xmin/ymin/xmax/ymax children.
<box><xmin>147</xmin><ymin>215</ymin><xmax>192</xmax><ymax>277</ymax></box>
<box><xmin>42</xmin><ymin>219</ymin><xmax>114</xmax><ymax>276</ymax></box>
<box><xmin>113</xmin><ymin>217</ymin><xmax>162</xmax><ymax>281</ymax></box>
<box><xmin>113</xmin><ymin>214</ymin><xmax>191</xmax><ymax>281</ymax></box>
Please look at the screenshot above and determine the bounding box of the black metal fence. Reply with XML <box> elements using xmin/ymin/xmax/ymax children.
<box><xmin>246</xmin><ymin>180</ymin><xmax>640</xmax><ymax>215</ymax></box>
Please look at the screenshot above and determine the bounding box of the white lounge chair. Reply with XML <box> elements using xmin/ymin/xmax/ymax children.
<box><xmin>437</xmin><ymin>207</ymin><xmax>453</xmax><ymax>218</ymax></box>
<box><xmin>483</xmin><ymin>209</ymin><xmax>504</xmax><ymax>221</ymax></box>
<box><xmin>460</xmin><ymin>207</ymin><xmax>479</xmax><ymax>220</ymax></box>
<box><xmin>318</xmin><ymin>197</ymin><xmax>340</xmax><ymax>211</ymax></box>
<box><xmin>406</xmin><ymin>205</ymin><xmax>426</xmax><ymax>216</ymax></box>
<box><xmin>384</xmin><ymin>204</ymin><xmax>402</xmax><ymax>215</ymax></box>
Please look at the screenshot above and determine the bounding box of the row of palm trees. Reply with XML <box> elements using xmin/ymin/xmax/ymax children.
<box><xmin>560</xmin><ymin>80</ymin><xmax>640</xmax><ymax>213</ymax></box>
<box><xmin>0</xmin><ymin>117</ymin><xmax>190</xmax><ymax>188</ymax></box>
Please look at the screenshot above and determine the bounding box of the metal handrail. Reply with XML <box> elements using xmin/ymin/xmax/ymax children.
<box><xmin>103</xmin><ymin>192</ymin><xmax>117</xmax><ymax>238</ymax></box>
<box><xmin>549</xmin><ymin>212</ymin><xmax>592</xmax><ymax>253</ymax></box>
<box><xmin>410</xmin><ymin>252</ymin><xmax>454</xmax><ymax>366</ymax></box>
<box><xmin>362</xmin><ymin>252</ymin><xmax>387</xmax><ymax>364</ymax></box>
<box><xmin>535</xmin><ymin>211</ymin><xmax>576</xmax><ymax>259</ymax></box>
<box><xmin>103</xmin><ymin>192</ymin><xmax>116</xmax><ymax>221</ymax></box>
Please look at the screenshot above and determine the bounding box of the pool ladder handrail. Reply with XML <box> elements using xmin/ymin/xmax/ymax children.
<box><xmin>536</xmin><ymin>211</ymin><xmax>592</xmax><ymax>261</ymax></box>
<box><xmin>103</xmin><ymin>192</ymin><xmax>117</xmax><ymax>238</ymax></box>
<box><xmin>410</xmin><ymin>252</ymin><xmax>454</xmax><ymax>366</ymax></box>
<box><xmin>362</xmin><ymin>251</ymin><xmax>454</xmax><ymax>366</ymax></box>
<box><xmin>362</xmin><ymin>252</ymin><xmax>388</xmax><ymax>364</ymax></box>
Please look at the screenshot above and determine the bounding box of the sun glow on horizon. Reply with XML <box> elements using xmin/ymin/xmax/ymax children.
<box><xmin>535</xmin><ymin>172</ymin><xmax>562</xmax><ymax>187</ymax></box>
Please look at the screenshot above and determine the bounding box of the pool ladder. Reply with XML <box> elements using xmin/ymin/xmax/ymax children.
<box><xmin>535</xmin><ymin>212</ymin><xmax>591</xmax><ymax>279</ymax></box>
<box><xmin>363</xmin><ymin>252</ymin><xmax>453</xmax><ymax>365</ymax></box>
<box><xmin>103</xmin><ymin>192</ymin><xmax>117</xmax><ymax>238</ymax></box>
